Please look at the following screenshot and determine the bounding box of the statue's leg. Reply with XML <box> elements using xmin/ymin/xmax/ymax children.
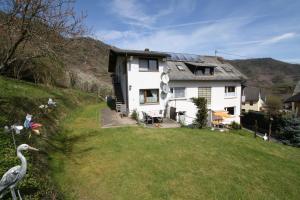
<box><xmin>17</xmin><ymin>189</ymin><xmax>22</xmax><ymax>200</ymax></box>
<box><xmin>0</xmin><ymin>189</ymin><xmax>9</xmax><ymax>199</ymax></box>
<box><xmin>10</xmin><ymin>188</ymin><xmax>17</xmax><ymax>200</ymax></box>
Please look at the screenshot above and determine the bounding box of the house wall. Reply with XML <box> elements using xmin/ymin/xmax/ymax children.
<box><xmin>167</xmin><ymin>81</ymin><xmax>242</xmax><ymax>125</ymax></box>
<box><xmin>126</xmin><ymin>57</ymin><xmax>168</xmax><ymax>115</ymax></box>
<box><xmin>115</xmin><ymin>56</ymin><xmax>242</xmax><ymax>125</ymax></box>
<box><xmin>242</xmin><ymin>98</ymin><xmax>265</xmax><ymax>112</ymax></box>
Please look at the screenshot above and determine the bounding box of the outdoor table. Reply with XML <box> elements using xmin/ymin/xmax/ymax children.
<box><xmin>145</xmin><ymin>111</ymin><xmax>163</xmax><ymax>124</ymax></box>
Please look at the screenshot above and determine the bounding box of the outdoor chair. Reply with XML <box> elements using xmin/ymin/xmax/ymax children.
<box><xmin>142</xmin><ymin>112</ymin><xmax>153</xmax><ymax>124</ymax></box>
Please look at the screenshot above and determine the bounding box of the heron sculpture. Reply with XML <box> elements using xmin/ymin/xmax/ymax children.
<box><xmin>0</xmin><ymin>144</ymin><xmax>39</xmax><ymax>200</ymax></box>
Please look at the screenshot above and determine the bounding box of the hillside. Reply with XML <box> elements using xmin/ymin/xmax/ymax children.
<box><xmin>58</xmin><ymin>37</ymin><xmax>111</xmax><ymax>90</ymax></box>
<box><xmin>0</xmin><ymin>76</ymin><xmax>97</xmax><ymax>199</ymax></box>
<box><xmin>229</xmin><ymin>58</ymin><xmax>300</xmax><ymax>98</ymax></box>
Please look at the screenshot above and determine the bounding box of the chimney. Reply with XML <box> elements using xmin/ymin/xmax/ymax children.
<box><xmin>144</xmin><ymin>48</ymin><xmax>150</xmax><ymax>52</ymax></box>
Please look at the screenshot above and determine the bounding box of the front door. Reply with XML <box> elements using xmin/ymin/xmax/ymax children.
<box><xmin>170</xmin><ymin>107</ymin><xmax>176</xmax><ymax>120</ymax></box>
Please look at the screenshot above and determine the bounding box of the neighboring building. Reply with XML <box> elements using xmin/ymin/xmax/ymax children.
<box><xmin>108</xmin><ymin>48</ymin><xmax>247</xmax><ymax>125</ymax></box>
<box><xmin>284</xmin><ymin>81</ymin><xmax>300</xmax><ymax>117</ymax></box>
<box><xmin>242</xmin><ymin>87</ymin><xmax>266</xmax><ymax>112</ymax></box>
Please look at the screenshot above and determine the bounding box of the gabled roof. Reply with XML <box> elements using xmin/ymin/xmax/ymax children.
<box><xmin>293</xmin><ymin>81</ymin><xmax>300</xmax><ymax>95</ymax></box>
<box><xmin>285</xmin><ymin>92</ymin><xmax>300</xmax><ymax>103</ymax></box>
<box><xmin>108</xmin><ymin>47</ymin><xmax>169</xmax><ymax>72</ymax></box>
<box><xmin>110</xmin><ymin>47</ymin><xmax>169</xmax><ymax>57</ymax></box>
<box><xmin>244</xmin><ymin>87</ymin><xmax>266</xmax><ymax>102</ymax></box>
<box><xmin>108</xmin><ymin>48</ymin><xmax>247</xmax><ymax>82</ymax></box>
<box><xmin>167</xmin><ymin>55</ymin><xmax>247</xmax><ymax>81</ymax></box>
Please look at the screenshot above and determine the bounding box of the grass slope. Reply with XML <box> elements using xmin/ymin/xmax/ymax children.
<box><xmin>0</xmin><ymin>76</ymin><xmax>97</xmax><ymax>199</ymax></box>
<box><xmin>51</xmin><ymin>104</ymin><xmax>300</xmax><ymax>200</ymax></box>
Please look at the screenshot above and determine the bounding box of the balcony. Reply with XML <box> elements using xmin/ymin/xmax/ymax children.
<box><xmin>225</xmin><ymin>92</ymin><xmax>236</xmax><ymax>98</ymax></box>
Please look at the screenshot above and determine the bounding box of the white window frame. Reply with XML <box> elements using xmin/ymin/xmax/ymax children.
<box><xmin>171</xmin><ymin>87</ymin><xmax>186</xmax><ymax>99</ymax></box>
<box><xmin>225</xmin><ymin>106</ymin><xmax>235</xmax><ymax>115</ymax></box>
<box><xmin>225</xmin><ymin>86</ymin><xmax>236</xmax><ymax>98</ymax></box>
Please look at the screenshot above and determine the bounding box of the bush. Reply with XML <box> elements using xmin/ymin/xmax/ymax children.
<box><xmin>131</xmin><ymin>110</ymin><xmax>139</xmax><ymax>121</ymax></box>
<box><xmin>279</xmin><ymin>117</ymin><xmax>300</xmax><ymax>147</ymax></box>
<box><xmin>230</xmin><ymin>121</ymin><xmax>241</xmax><ymax>130</ymax></box>
<box><xmin>192</xmin><ymin>97</ymin><xmax>208</xmax><ymax>129</ymax></box>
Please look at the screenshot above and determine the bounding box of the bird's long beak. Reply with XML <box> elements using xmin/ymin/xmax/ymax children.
<box><xmin>28</xmin><ymin>146</ymin><xmax>39</xmax><ymax>151</ymax></box>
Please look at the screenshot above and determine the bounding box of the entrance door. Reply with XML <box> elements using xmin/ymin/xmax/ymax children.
<box><xmin>170</xmin><ymin>107</ymin><xmax>176</xmax><ymax>120</ymax></box>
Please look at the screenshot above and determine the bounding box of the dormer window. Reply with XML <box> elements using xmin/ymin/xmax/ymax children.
<box><xmin>139</xmin><ymin>58</ymin><xmax>158</xmax><ymax>72</ymax></box>
<box><xmin>195</xmin><ymin>67</ymin><xmax>214</xmax><ymax>76</ymax></box>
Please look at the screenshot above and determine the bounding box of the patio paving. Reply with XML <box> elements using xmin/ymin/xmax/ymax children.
<box><xmin>101</xmin><ymin>108</ymin><xmax>137</xmax><ymax>128</ymax></box>
<box><xmin>101</xmin><ymin>108</ymin><xmax>180</xmax><ymax>129</ymax></box>
<box><xmin>145</xmin><ymin>118</ymin><xmax>181</xmax><ymax>128</ymax></box>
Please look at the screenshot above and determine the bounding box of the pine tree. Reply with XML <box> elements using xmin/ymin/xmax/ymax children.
<box><xmin>280</xmin><ymin>117</ymin><xmax>300</xmax><ymax>147</ymax></box>
<box><xmin>192</xmin><ymin>97</ymin><xmax>208</xmax><ymax>128</ymax></box>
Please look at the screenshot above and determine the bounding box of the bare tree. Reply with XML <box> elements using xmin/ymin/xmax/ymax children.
<box><xmin>0</xmin><ymin>0</ymin><xmax>86</xmax><ymax>74</ymax></box>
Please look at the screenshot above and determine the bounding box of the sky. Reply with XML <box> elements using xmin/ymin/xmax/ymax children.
<box><xmin>75</xmin><ymin>0</ymin><xmax>300</xmax><ymax>63</ymax></box>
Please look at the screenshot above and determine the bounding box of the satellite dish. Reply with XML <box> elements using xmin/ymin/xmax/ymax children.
<box><xmin>162</xmin><ymin>84</ymin><xmax>170</xmax><ymax>94</ymax></box>
<box><xmin>161</xmin><ymin>73</ymin><xmax>169</xmax><ymax>84</ymax></box>
<box><xmin>163</xmin><ymin>67</ymin><xmax>170</xmax><ymax>73</ymax></box>
<box><xmin>161</xmin><ymin>91</ymin><xmax>167</xmax><ymax>99</ymax></box>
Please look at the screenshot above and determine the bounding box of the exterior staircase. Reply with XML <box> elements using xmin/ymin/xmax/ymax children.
<box><xmin>113</xmin><ymin>77</ymin><xmax>127</xmax><ymax>116</ymax></box>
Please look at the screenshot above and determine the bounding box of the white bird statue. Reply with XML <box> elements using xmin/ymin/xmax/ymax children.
<box><xmin>0</xmin><ymin>144</ymin><xmax>39</xmax><ymax>200</ymax></box>
<box><xmin>263</xmin><ymin>133</ymin><xmax>268</xmax><ymax>141</ymax></box>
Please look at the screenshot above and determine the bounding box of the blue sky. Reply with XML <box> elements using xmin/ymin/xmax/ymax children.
<box><xmin>76</xmin><ymin>0</ymin><xmax>300</xmax><ymax>63</ymax></box>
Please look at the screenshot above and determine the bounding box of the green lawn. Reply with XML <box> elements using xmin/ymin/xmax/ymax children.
<box><xmin>50</xmin><ymin>104</ymin><xmax>300</xmax><ymax>200</ymax></box>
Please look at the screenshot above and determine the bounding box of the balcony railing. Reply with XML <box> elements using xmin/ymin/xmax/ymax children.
<box><xmin>225</xmin><ymin>92</ymin><xmax>236</xmax><ymax>97</ymax></box>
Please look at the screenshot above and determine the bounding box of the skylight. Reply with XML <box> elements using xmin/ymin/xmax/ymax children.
<box><xmin>176</xmin><ymin>65</ymin><xmax>185</xmax><ymax>71</ymax></box>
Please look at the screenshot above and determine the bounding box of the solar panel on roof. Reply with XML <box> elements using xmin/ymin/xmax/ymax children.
<box><xmin>167</xmin><ymin>52</ymin><xmax>202</xmax><ymax>62</ymax></box>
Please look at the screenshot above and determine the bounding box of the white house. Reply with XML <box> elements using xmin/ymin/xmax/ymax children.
<box><xmin>108</xmin><ymin>48</ymin><xmax>247</xmax><ymax>126</ymax></box>
<box><xmin>242</xmin><ymin>87</ymin><xmax>266</xmax><ymax>112</ymax></box>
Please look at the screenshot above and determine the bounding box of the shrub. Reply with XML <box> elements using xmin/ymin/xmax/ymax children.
<box><xmin>131</xmin><ymin>110</ymin><xmax>139</xmax><ymax>121</ymax></box>
<box><xmin>230</xmin><ymin>121</ymin><xmax>241</xmax><ymax>130</ymax></box>
<box><xmin>192</xmin><ymin>97</ymin><xmax>208</xmax><ymax>129</ymax></box>
<box><xmin>279</xmin><ymin>117</ymin><xmax>300</xmax><ymax>147</ymax></box>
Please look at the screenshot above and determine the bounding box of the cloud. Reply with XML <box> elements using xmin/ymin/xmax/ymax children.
<box><xmin>95</xmin><ymin>30</ymin><xmax>139</xmax><ymax>41</ymax></box>
<box><xmin>110</xmin><ymin>0</ymin><xmax>174</xmax><ymax>28</ymax></box>
<box><xmin>109</xmin><ymin>18</ymin><xmax>251</xmax><ymax>53</ymax></box>
<box><xmin>225</xmin><ymin>32</ymin><xmax>298</xmax><ymax>47</ymax></box>
<box><xmin>150</xmin><ymin>15</ymin><xmax>268</xmax><ymax>30</ymax></box>
<box><xmin>262</xmin><ymin>32</ymin><xmax>297</xmax><ymax>44</ymax></box>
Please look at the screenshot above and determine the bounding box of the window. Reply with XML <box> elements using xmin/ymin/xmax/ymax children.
<box><xmin>139</xmin><ymin>89</ymin><xmax>159</xmax><ymax>104</ymax></box>
<box><xmin>139</xmin><ymin>58</ymin><xmax>158</xmax><ymax>72</ymax></box>
<box><xmin>198</xmin><ymin>87</ymin><xmax>211</xmax><ymax>105</ymax></box>
<box><xmin>225</xmin><ymin>86</ymin><xmax>236</xmax><ymax>97</ymax></box>
<box><xmin>194</xmin><ymin>67</ymin><xmax>214</xmax><ymax>76</ymax></box>
<box><xmin>171</xmin><ymin>87</ymin><xmax>185</xmax><ymax>98</ymax></box>
<box><xmin>250</xmin><ymin>101</ymin><xmax>253</xmax><ymax>106</ymax></box>
<box><xmin>225</xmin><ymin>107</ymin><xmax>235</xmax><ymax>115</ymax></box>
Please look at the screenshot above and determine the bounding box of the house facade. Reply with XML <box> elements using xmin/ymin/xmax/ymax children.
<box><xmin>108</xmin><ymin>48</ymin><xmax>247</xmax><ymax>125</ymax></box>
<box><xmin>284</xmin><ymin>81</ymin><xmax>300</xmax><ymax>117</ymax></box>
<box><xmin>242</xmin><ymin>87</ymin><xmax>266</xmax><ymax>112</ymax></box>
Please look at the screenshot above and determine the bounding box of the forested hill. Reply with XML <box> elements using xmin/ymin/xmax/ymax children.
<box><xmin>228</xmin><ymin>58</ymin><xmax>300</xmax><ymax>98</ymax></box>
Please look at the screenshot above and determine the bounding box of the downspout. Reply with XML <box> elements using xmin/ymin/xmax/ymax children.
<box><xmin>125</xmin><ymin>53</ymin><xmax>129</xmax><ymax>114</ymax></box>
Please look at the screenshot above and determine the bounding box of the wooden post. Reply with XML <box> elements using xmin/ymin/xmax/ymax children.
<box><xmin>254</xmin><ymin>120</ymin><xmax>258</xmax><ymax>138</ymax></box>
<box><xmin>268</xmin><ymin>117</ymin><xmax>273</xmax><ymax>141</ymax></box>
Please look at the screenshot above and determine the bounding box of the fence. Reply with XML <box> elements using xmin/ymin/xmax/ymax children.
<box><xmin>241</xmin><ymin>111</ymin><xmax>282</xmax><ymax>138</ymax></box>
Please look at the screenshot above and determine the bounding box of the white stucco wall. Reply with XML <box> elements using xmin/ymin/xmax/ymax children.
<box><xmin>127</xmin><ymin>57</ymin><xmax>168</xmax><ymax>115</ymax></box>
<box><xmin>167</xmin><ymin>81</ymin><xmax>242</xmax><ymax>125</ymax></box>
<box><xmin>242</xmin><ymin>98</ymin><xmax>265</xmax><ymax>112</ymax></box>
